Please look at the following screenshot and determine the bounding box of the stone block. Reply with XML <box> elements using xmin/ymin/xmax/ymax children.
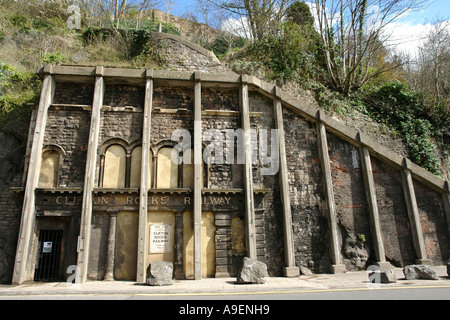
<box><xmin>369</xmin><ymin>270</ymin><xmax>397</xmax><ymax>283</ymax></box>
<box><xmin>284</xmin><ymin>266</ymin><xmax>300</xmax><ymax>278</ymax></box>
<box><xmin>403</xmin><ymin>265</ymin><xmax>438</xmax><ymax>280</ymax></box>
<box><xmin>236</xmin><ymin>257</ymin><xmax>267</xmax><ymax>284</ymax></box>
<box><xmin>146</xmin><ymin>261</ymin><xmax>173</xmax><ymax>286</ymax></box>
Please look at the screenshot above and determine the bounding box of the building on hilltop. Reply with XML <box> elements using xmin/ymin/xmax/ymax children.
<box><xmin>3</xmin><ymin>33</ymin><xmax>449</xmax><ymax>284</ymax></box>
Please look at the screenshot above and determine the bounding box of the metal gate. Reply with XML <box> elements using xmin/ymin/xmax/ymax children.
<box><xmin>34</xmin><ymin>230</ymin><xmax>63</xmax><ymax>281</ymax></box>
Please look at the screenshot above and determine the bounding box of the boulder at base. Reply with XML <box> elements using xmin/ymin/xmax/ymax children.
<box><xmin>403</xmin><ymin>265</ymin><xmax>438</xmax><ymax>280</ymax></box>
<box><xmin>236</xmin><ymin>257</ymin><xmax>267</xmax><ymax>284</ymax></box>
<box><xmin>369</xmin><ymin>269</ymin><xmax>397</xmax><ymax>283</ymax></box>
<box><xmin>146</xmin><ymin>261</ymin><xmax>173</xmax><ymax>286</ymax></box>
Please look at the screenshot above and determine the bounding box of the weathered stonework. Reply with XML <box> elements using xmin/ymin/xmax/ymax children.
<box><xmin>372</xmin><ymin>156</ymin><xmax>416</xmax><ymax>267</ymax></box>
<box><xmin>327</xmin><ymin>133</ymin><xmax>372</xmax><ymax>270</ymax></box>
<box><xmin>413</xmin><ymin>180</ymin><xmax>449</xmax><ymax>265</ymax></box>
<box><xmin>2</xmin><ymin>34</ymin><xmax>449</xmax><ymax>284</ymax></box>
<box><xmin>44</xmin><ymin>108</ymin><xmax>91</xmax><ymax>188</ymax></box>
<box><xmin>283</xmin><ymin>108</ymin><xmax>328</xmax><ymax>273</ymax></box>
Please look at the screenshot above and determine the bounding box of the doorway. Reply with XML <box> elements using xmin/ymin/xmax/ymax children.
<box><xmin>34</xmin><ymin>230</ymin><xmax>64</xmax><ymax>281</ymax></box>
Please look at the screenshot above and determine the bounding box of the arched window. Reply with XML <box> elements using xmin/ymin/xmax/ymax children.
<box><xmin>129</xmin><ymin>146</ymin><xmax>152</xmax><ymax>188</ymax></box>
<box><xmin>156</xmin><ymin>147</ymin><xmax>178</xmax><ymax>189</ymax></box>
<box><xmin>103</xmin><ymin>145</ymin><xmax>127</xmax><ymax>188</ymax></box>
<box><xmin>39</xmin><ymin>149</ymin><xmax>61</xmax><ymax>188</ymax></box>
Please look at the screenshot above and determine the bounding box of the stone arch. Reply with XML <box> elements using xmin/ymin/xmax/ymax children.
<box><xmin>38</xmin><ymin>144</ymin><xmax>65</xmax><ymax>188</ymax></box>
<box><xmin>103</xmin><ymin>144</ymin><xmax>127</xmax><ymax>188</ymax></box>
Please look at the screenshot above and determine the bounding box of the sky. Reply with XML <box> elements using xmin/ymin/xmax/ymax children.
<box><xmin>168</xmin><ymin>0</ymin><xmax>449</xmax><ymax>58</ymax></box>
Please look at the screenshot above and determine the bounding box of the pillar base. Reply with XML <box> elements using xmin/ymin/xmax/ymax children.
<box><xmin>284</xmin><ymin>267</ymin><xmax>300</xmax><ymax>278</ymax></box>
<box><xmin>330</xmin><ymin>264</ymin><xmax>346</xmax><ymax>274</ymax></box>
<box><xmin>415</xmin><ymin>259</ymin><xmax>432</xmax><ymax>265</ymax></box>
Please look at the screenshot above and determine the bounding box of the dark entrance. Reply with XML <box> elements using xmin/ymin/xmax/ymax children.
<box><xmin>34</xmin><ymin>230</ymin><xmax>64</xmax><ymax>281</ymax></box>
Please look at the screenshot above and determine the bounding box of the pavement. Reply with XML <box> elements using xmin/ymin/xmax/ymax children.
<box><xmin>0</xmin><ymin>265</ymin><xmax>449</xmax><ymax>298</ymax></box>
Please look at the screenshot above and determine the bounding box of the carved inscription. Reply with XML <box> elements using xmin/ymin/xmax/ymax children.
<box><xmin>52</xmin><ymin>195</ymin><xmax>233</xmax><ymax>207</ymax></box>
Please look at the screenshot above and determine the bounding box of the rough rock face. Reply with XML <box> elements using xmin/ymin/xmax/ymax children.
<box><xmin>146</xmin><ymin>261</ymin><xmax>173</xmax><ymax>286</ymax></box>
<box><xmin>343</xmin><ymin>232</ymin><xmax>371</xmax><ymax>270</ymax></box>
<box><xmin>236</xmin><ymin>257</ymin><xmax>267</xmax><ymax>284</ymax></box>
<box><xmin>403</xmin><ymin>265</ymin><xmax>438</xmax><ymax>280</ymax></box>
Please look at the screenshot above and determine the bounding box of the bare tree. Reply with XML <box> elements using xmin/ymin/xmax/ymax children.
<box><xmin>314</xmin><ymin>0</ymin><xmax>428</xmax><ymax>95</ymax></box>
<box><xmin>415</xmin><ymin>19</ymin><xmax>450</xmax><ymax>106</ymax></box>
<box><xmin>209</xmin><ymin>0</ymin><xmax>295</xmax><ymax>40</ymax></box>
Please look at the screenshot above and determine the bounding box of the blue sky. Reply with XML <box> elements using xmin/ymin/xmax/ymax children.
<box><xmin>170</xmin><ymin>0</ymin><xmax>449</xmax><ymax>21</ymax></box>
<box><xmin>169</xmin><ymin>0</ymin><xmax>449</xmax><ymax>57</ymax></box>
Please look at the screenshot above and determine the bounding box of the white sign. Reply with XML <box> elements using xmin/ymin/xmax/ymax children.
<box><xmin>149</xmin><ymin>224</ymin><xmax>173</xmax><ymax>254</ymax></box>
<box><xmin>43</xmin><ymin>242</ymin><xmax>53</xmax><ymax>253</ymax></box>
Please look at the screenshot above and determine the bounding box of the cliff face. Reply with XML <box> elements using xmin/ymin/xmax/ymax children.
<box><xmin>0</xmin><ymin>132</ymin><xmax>24</xmax><ymax>283</ymax></box>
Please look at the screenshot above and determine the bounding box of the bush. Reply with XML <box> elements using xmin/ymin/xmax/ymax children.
<box><xmin>0</xmin><ymin>63</ymin><xmax>40</xmax><ymax>140</ymax></box>
<box><xmin>363</xmin><ymin>81</ymin><xmax>446</xmax><ymax>175</ymax></box>
<box><xmin>247</xmin><ymin>22</ymin><xmax>321</xmax><ymax>82</ymax></box>
<box><xmin>205</xmin><ymin>35</ymin><xmax>247</xmax><ymax>59</ymax></box>
<box><xmin>41</xmin><ymin>51</ymin><xmax>67</xmax><ymax>65</ymax></box>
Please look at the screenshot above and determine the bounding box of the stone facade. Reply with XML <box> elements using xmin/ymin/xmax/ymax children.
<box><xmin>1</xmin><ymin>35</ymin><xmax>449</xmax><ymax>284</ymax></box>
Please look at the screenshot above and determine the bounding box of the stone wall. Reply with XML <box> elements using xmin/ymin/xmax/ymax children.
<box><xmin>104</xmin><ymin>84</ymin><xmax>145</xmax><ymax>109</ymax></box>
<box><xmin>53</xmin><ymin>83</ymin><xmax>94</xmax><ymax>105</ymax></box>
<box><xmin>283</xmin><ymin>107</ymin><xmax>329</xmax><ymax>273</ymax></box>
<box><xmin>372</xmin><ymin>156</ymin><xmax>416</xmax><ymax>267</ymax></box>
<box><xmin>44</xmin><ymin>108</ymin><xmax>91</xmax><ymax>188</ymax></box>
<box><xmin>414</xmin><ymin>180</ymin><xmax>449</xmax><ymax>265</ymax></box>
<box><xmin>88</xmin><ymin>213</ymin><xmax>110</xmax><ymax>280</ymax></box>
<box><xmin>0</xmin><ymin>175</ymin><xmax>23</xmax><ymax>283</ymax></box>
<box><xmin>2</xmin><ymin>50</ymin><xmax>449</xmax><ymax>284</ymax></box>
<box><xmin>327</xmin><ymin>133</ymin><xmax>372</xmax><ymax>271</ymax></box>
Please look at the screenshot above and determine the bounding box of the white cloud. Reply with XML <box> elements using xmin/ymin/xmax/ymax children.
<box><xmin>382</xmin><ymin>21</ymin><xmax>435</xmax><ymax>58</ymax></box>
<box><xmin>221</xmin><ymin>16</ymin><xmax>252</xmax><ymax>39</ymax></box>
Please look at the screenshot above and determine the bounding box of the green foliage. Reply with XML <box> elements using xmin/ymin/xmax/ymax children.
<box><xmin>363</xmin><ymin>81</ymin><xmax>447</xmax><ymax>175</ymax></box>
<box><xmin>205</xmin><ymin>35</ymin><xmax>247</xmax><ymax>59</ymax></box>
<box><xmin>6</xmin><ymin>12</ymin><xmax>67</xmax><ymax>35</ymax></box>
<box><xmin>0</xmin><ymin>63</ymin><xmax>40</xmax><ymax>139</ymax></box>
<box><xmin>286</xmin><ymin>1</ymin><xmax>315</xmax><ymax>27</ymax></box>
<box><xmin>248</xmin><ymin>21</ymin><xmax>321</xmax><ymax>81</ymax></box>
<box><xmin>358</xmin><ymin>234</ymin><xmax>366</xmax><ymax>243</ymax></box>
<box><xmin>40</xmin><ymin>51</ymin><xmax>67</xmax><ymax>65</ymax></box>
<box><xmin>82</xmin><ymin>26</ymin><xmax>168</xmax><ymax>68</ymax></box>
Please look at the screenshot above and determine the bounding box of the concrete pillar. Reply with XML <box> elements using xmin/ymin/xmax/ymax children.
<box><xmin>358</xmin><ymin>143</ymin><xmax>391</xmax><ymax>271</ymax></box>
<box><xmin>240</xmin><ymin>75</ymin><xmax>257</xmax><ymax>260</ymax></box>
<box><xmin>77</xmin><ymin>67</ymin><xmax>104</xmax><ymax>283</ymax></box>
<box><xmin>401</xmin><ymin>158</ymin><xmax>430</xmax><ymax>265</ymax></box>
<box><xmin>104</xmin><ymin>211</ymin><xmax>118</xmax><ymax>281</ymax></box>
<box><xmin>316</xmin><ymin>111</ymin><xmax>346</xmax><ymax>274</ymax></box>
<box><xmin>273</xmin><ymin>90</ymin><xmax>299</xmax><ymax>277</ymax></box>
<box><xmin>193</xmin><ymin>71</ymin><xmax>203</xmax><ymax>279</ymax></box>
<box><xmin>136</xmin><ymin>70</ymin><xmax>153</xmax><ymax>283</ymax></box>
<box><xmin>12</xmin><ymin>65</ymin><xmax>55</xmax><ymax>284</ymax></box>
<box><xmin>22</xmin><ymin>104</ymin><xmax>38</xmax><ymax>184</ymax></box>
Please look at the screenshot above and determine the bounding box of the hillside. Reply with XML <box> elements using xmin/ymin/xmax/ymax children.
<box><xmin>0</xmin><ymin>1</ymin><xmax>448</xmax><ymax>180</ymax></box>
